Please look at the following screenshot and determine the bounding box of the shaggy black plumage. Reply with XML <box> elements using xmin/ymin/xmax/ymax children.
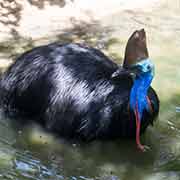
<box><xmin>0</xmin><ymin>30</ymin><xmax>159</xmax><ymax>147</ymax></box>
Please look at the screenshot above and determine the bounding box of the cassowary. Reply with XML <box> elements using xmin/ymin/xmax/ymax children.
<box><xmin>0</xmin><ymin>29</ymin><xmax>159</xmax><ymax>151</ymax></box>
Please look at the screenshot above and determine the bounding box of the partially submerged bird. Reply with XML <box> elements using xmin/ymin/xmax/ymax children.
<box><xmin>0</xmin><ymin>29</ymin><xmax>159</xmax><ymax>151</ymax></box>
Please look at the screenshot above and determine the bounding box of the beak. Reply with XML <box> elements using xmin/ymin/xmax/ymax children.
<box><xmin>111</xmin><ymin>68</ymin><xmax>137</xmax><ymax>80</ymax></box>
<box><xmin>126</xmin><ymin>66</ymin><xmax>142</xmax><ymax>79</ymax></box>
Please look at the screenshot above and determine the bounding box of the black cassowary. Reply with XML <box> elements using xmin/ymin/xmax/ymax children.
<box><xmin>0</xmin><ymin>29</ymin><xmax>159</xmax><ymax>151</ymax></box>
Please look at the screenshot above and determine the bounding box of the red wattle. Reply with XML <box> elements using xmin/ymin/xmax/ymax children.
<box><xmin>135</xmin><ymin>105</ymin><xmax>145</xmax><ymax>151</ymax></box>
<box><xmin>146</xmin><ymin>96</ymin><xmax>153</xmax><ymax>113</ymax></box>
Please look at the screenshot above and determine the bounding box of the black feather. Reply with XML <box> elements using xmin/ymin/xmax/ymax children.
<box><xmin>0</xmin><ymin>43</ymin><xmax>159</xmax><ymax>140</ymax></box>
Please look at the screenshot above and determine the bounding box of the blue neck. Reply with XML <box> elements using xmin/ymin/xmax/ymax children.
<box><xmin>129</xmin><ymin>72</ymin><xmax>153</xmax><ymax>120</ymax></box>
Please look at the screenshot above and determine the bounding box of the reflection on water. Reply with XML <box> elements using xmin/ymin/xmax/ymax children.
<box><xmin>0</xmin><ymin>1</ymin><xmax>180</xmax><ymax>180</ymax></box>
<box><xmin>176</xmin><ymin>107</ymin><xmax>180</xmax><ymax>113</ymax></box>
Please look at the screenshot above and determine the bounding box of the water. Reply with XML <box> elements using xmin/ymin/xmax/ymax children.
<box><xmin>0</xmin><ymin>1</ymin><xmax>180</xmax><ymax>180</ymax></box>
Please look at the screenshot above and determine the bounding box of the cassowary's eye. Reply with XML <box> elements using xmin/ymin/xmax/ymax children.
<box><xmin>147</xmin><ymin>65</ymin><xmax>151</xmax><ymax>70</ymax></box>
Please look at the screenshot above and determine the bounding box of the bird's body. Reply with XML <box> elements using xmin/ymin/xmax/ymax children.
<box><xmin>0</xmin><ymin>29</ymin><xmax>159</xmax><ymax>150</ymax></box>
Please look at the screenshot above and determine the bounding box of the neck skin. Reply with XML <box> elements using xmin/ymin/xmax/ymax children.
<box><xmin>129</xmin><ymin>71</ymin><xmax>153</xmax><ymax>151</ymax></box>
<box><xmin>130</xmin><ymin>72</ymin><xmax>153</xmax><ymax>118</ymax></box>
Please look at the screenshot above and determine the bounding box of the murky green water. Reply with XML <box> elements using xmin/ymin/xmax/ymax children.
<box><xmin>0</xmin><ymin>1</ymin><xmax>180</xmax><ymax>180</ymax></box>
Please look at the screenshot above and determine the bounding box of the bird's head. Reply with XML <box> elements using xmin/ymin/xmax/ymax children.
<box><xmin>120</xmin><ymin>28</ymin><xmax>155</xmax><ymax>82</ymax></box>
